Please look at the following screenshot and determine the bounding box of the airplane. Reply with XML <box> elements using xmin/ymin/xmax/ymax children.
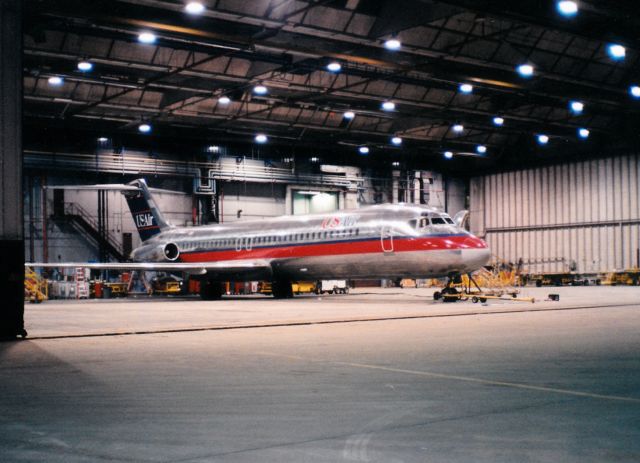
<box><xmin>27</xmin><ymin>179</ymin><xmax>491</xmax><ymax>300</ymax></box>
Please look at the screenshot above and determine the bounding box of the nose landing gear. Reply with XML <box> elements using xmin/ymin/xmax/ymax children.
<box><xmin>433</xmin><ymin>274</ymin><xmax>463</xmax><ymax>303</ymax></box>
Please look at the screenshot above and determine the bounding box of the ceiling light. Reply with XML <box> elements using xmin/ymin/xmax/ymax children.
<box><xmin>47</xmin><ymin>76</ymin><xmax>63</xmax><ymax>86</ymax></box>
<box><xmin>570</xmin><ymin>100</ymin><xmax>584</xmax><ymax>113</ymax></box>
<box><xmin>253</xmin><ymin>85</ymin><xmax>268</xmax><ymax>95</ymax></box>
<box><xmin>493</xmin><ymin>116</ymin><xmax>504</xmax><ymax>126</ymax></box>
<box><xmin>452</xmin><ymin>124</ymin><xmax>464</xmax><ymax>133</ymax></box>
<box><xmin>459</xmin><ymin>83</ymin><xmax>473</xmax><ymax>94</ymax></box>
<box><xmin>185</xmin><ymin>2</ymin><xmax>205</xmax><ymax>14</ymax></box>
<box><xmin>326</xmin><ymin>62</ymin><xmax>342</xmax><ymax>72</ymax></box>
<box><xmin>138</xmin><ymin>123</ymin><xmax>152</xmax><ymax>133</ymax></box>
<box><xmin>392</xmin><ymin>161</ymin><xmax>400</xmax><ymax>167</ymax></box>
<box><xmin>630</xmin><ymin>85</ymin><xmax>640</xmax><ymax>98</ymax></box>
<box><xmin>358</xmin><ymin>146</ymin><xmax>370</xmax><ymax>154</ymax></box>
<box><xmin>578</xmin><ymin>128</ymin><xmax>590</xmax><ymax>139</ymax></box>
<box><xmin>517</xmin><ymin>64</ymin><xmax>535</xmax><ymax>77</ymax></box>
<box><xmin>444</xmin><ymin>151</ymin><xmax>454</xmax><ymax>159</ymax></box>
<box><xmin>476</xmin><ymin>145</ymin><xmax>487</xmax><ymax>154</ymax></box>
<box><xmin>556</xmin><ymin>1</ymin><xmax>578</xmax><ymax>16</ymax></box>
<box><xmin>381</xmin><ymin>101</ymin><xmax>395</xmax><ymax>111</ymax></box>
<box><xmin>343</xmin><ymin>111</ymin><xmax>355</xmax><ymax>119</ymax></box>
<box><xmin>218</xmin><ymin>96</ymin><xmax>231</xmax><ymax>104</ymax></box>
<box><xmin>607</xmin><ymin>44</ymin><xmax>626</xmax><ymax>60</ymax></box>
<box><xmin>97</xmin><ymin>137</ymin><xmax>109</xmax><ymax>143</ymax></box>
<box><xmin>255</xmin><ymin>134</ymin><xmax>268</xmax><ymax>143</ymax></box>
<box><xmin>77</xmin><ymin>61</ymin><xmax>93</xmax><ymax>72</ymax></box>
<box><xmin>384</xmin><ymin>38</ymin><xmax>401</xmax><ymax>50</ymax></box>
<box><xmin>391</xmin><ymin>136</ymin><xmax>402</xmax><ymax>145</ymax></box>
<box><xmin>310</xmin><ymin>157</ymin><xmax>319</xmax><ymax>162</ymax></box>
<box><xmin>207</xmin><ymin>145</ymin><xmax>220</xmax><ymax>153</ymax></box>
<box><xmin>138</xmin><ymin>32</ymin><xmax>156</xmax><ymax>44</ymax></box>
<box><xmin>537</xmin><ymin>134</ymin><xmax>549</xmax><ymax>145</ymax></box>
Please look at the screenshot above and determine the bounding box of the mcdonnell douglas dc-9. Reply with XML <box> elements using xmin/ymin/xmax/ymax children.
<box><xmin>28</xmin><ymin>179</ymin><xmax>490</xmax><ymax>299</ymax></box>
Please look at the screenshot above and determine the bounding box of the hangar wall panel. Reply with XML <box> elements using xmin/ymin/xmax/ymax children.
<box><xmin>470</xmin><ymin>155</ymin><xmax>640</xmax><ymax>273</ymax></box>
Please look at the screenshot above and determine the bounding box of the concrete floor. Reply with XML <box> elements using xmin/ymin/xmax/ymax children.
<box><xmin>2</xmin><ymin>287</ymin><xmax>640</xmax><ymax>462</ymax></box>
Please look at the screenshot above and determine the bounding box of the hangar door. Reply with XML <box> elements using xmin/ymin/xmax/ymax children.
<box><xmin>292</xmin><ymin>191</ymin><xmax>338</xmax><ymax>215</ymax></box>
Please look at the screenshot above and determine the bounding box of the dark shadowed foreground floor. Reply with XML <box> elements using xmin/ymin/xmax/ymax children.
<box><xmin>1</xmin><ymin>288</ymin><xmax>639</xmax><ymax>462</ymax></box>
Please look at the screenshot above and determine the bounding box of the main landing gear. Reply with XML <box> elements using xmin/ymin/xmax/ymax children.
<box><xmin>272</xmin><ymin>280</ymin><xmax>294</xmax><ymax>299</ymax></box>
<box><xmin>200</xmin><ymin>280</ymin><xmax>224</xmax><ymax>300</ymax></box>
<box><xmin>433</xmin><ymin>274</ymin><xmax>463</xmax><ymax>303</ymax></box>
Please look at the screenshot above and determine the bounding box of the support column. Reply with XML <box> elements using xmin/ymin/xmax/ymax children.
<box><xmin>0</xmin><ymin>0</ymin><xmax>25</xmax><ymax>338</ymax></box>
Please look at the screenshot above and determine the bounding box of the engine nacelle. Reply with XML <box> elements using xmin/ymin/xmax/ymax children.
<box><xmin>163</xmin><ymin>242</ymin><xmax>180</xmax><ymax>261</ymax></box>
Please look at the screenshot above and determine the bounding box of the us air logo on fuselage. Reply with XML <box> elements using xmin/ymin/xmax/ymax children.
<box><xmin>321</xmin><ymin>215</ymin><xmax>359</xmax><ymax>229</ymax></box>
<box><xmin>134</xmin><ymin>212</ymin><xmax>157</xmax><ymax>229</ymax></box>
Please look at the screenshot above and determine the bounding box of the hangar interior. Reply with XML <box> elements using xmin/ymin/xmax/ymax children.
<box><xmin>2</xmin><ymin>1</ymin><xmax>640</xmax><ymax>462</ymax></box>
<box><xmin>18</xmin><ymin>0</ymin><xmax>640</xmax><ymax>280</ymax></box>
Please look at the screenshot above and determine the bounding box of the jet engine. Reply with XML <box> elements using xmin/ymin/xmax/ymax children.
<box><xmin>163</xmin><ymin>242</ymin><xmax>180</xmax><ymax>261</ymax></box>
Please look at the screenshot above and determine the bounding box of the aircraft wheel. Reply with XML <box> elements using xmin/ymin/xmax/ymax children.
<box><xmin>433</xmin><ymin>291</ymin><xmax>441</xmax><ymax>300</ymax></box>
<box><xmin>441</xmin><ymin>287</ymin><xmax>459</xmax><ymax>303</ymax></box>
<box><xmin>200</xmin><ymin>280</ymin><xmax>223</xmax><ymax>300</ymax></box>
<box><xmin>272</xmin><ymin>280</ymin><xmax>294</xmax><ymax>299</ymax></box>
<box><xmin>472</xmin><ymin>296</ymin><xmax>479</xmax><ymax>303</ymax></box>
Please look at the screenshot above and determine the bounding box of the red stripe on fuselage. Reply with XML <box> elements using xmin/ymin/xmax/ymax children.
<box><xmin>179</xmin><ymin>235</ymin><xmax>487</xmax><ymax>263</ymax></box>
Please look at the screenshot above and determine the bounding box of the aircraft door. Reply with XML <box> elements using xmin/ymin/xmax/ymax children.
<box><xmin>381</xmin><ymin>226</ymin><xmax>394</xmax><ymax>253</ymax></box>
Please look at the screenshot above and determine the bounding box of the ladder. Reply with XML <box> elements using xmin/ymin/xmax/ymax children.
<box><xmin>75</xmin><ymin>267</ymin><xmax>89</xmax><ymax>299</ymax></box>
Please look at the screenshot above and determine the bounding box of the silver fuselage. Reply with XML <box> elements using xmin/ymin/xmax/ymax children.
<box><xmin>131</xmin><ymin>204</ymin><xmax>490</xmax><ymax>281</ymax></box>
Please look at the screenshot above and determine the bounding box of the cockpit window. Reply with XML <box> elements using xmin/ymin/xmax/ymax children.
<box><xmin>445</xmin><ymin>218</ymin><xmax>455</xmax><ymax>224</ymax></box>
<box><xmin>431</xmin><ymin>217</ymin><xmax>446</xmax><ymax>225</ymax></box>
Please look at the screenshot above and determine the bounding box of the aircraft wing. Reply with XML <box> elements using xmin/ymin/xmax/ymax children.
<box><xmin>25</xmin><ymin>260</ymin><xmax>273</xmax><ymax>279</ymax></box>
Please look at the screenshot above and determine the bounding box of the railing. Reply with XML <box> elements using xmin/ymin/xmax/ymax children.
<box><xmin>24</xmin><ymin>150</ymin><xmax>364</xmax><ymax>190</ymax></box>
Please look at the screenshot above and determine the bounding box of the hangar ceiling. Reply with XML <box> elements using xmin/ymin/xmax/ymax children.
<box><xmin>24</xmin><ymin>0</ymin><xmax>640</xmax><ymax>172</ymax></box>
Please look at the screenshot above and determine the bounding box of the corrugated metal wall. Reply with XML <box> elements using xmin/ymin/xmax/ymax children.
<box><xmin>470</xmin><ymin>155</ymin><xmax>640</xmax><ymax>273</ymax></box>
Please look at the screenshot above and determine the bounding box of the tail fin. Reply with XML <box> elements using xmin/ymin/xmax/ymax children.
<box><xmin>124</xmin><ymin>179</ymin><xmax>171</xmax><ymax>241</ymax></box>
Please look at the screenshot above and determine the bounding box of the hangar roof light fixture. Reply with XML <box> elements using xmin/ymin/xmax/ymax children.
<box><xmin>384</xmin><ymin>38</ymin><xmax>401</xmax><ymax>50</ymax></box>
<box><xmin>392</xmin><ymin>161</ymin><xmax>400</xmax><ymax>167</ymax></box>
<box><xmin>138</xmin><ymin>32</ymin><xmax>156</xmax><ymax>44</ymax></box>
<box><xmin>381</xmin><ymin>101</ymin><xmax>396</xmax><ymax>111</ymax></box>
<box><xmin>207</xmin><ymin>145</ymin><xmax>220</xmax><ymax>153</ymax></box>
<box><xmin>516</xmin><ymin>64</ymin><xmax>535</xmax><ymax>77</ymax></box>
<box><xmin>391</xmin><ymin>136</ymin><xmax>402</xmax><ymax>145</ymax></box>
<box><xmin>578</xmin><ymin>128</ymin><xmax>590</xmax><ymax>139</ymax></box>
<box><xmin>459</xmin><ymin>83</ymin><xmax>473</xmax><ymax>94</ymax></box>
<box><xmin>253</xmin><ymin>85</ymin><xmax>268</xmax><ymax>95</ymax></box>
<box><xmin>218</xmin><ymin>96</ymin><xmax>231</xmax><ymax>104</ymax></box>
<box><xmin>452</xmin><ymin>124</ymin><xmax>464</xmax><ymax>133</ymax></box>
<box><xmin>326</xmin><ymin>62</ymin><xmax>342</xmax><ymax>72</ymax></box>
<box><xmin>569</xmin><ymin>100</ymin><xmax>584</xmax><ymax>113</ymax></box>
<box><xmin>556</xmin><ymin>1</ymin><xmax>578</xmax><ymax>17</ymax></box>
<box><xmin>254</xmin><ymin>134</ymin><xmax>268</xmax><ymax>143</ymax></box>
<box><xmin>476</xmin><ymin>145</ymin><xmax>487</xmax><ymax>154</ymax></box>
<box><xmin>630</xmin><ymin>85</ymin><xmax>640</xmax><ymax>98</ymax></box>
<box><xmin>47</xmin><ymin>76</ymin><xmax>63</xmax><ymax>86</ymax></box>
<box><xmin>537</xmin><ymin>134</ymin><xmax>549</xmax><ymax>145</ymax></box>
<box><xmin>343</xmin><ymin>111</ymin><xmax>355</xmax><ymax>120</ymax></box>
<box><xmin>185</xmin><ymin>2</ymin><xmax>205</xmax><ymax>14</ymax></box>
<box><xmin>358</xmin><ymin>146</ymin><xmax>370</xmax><ymax>154</ymax></box>
<box><xmin>607</xmin><ymin>44</ymin><xmax>626</xmax><ymax>60</ymax></box>
<box><xmin>444</xmin><ymin>151</ymin><xmax>454</xmax><ymax>159</ymax></box>
<box><xmin>97</xmin><ymin>137</ymin><xmax>109</xmax><ymax>143</ymax></box>
<box><xmin>493</xmin><ymin>116</ymin><xmax>504</xmax><ymax>126</ymax></box>
<box><xmin>77</xmin><ymin>61</ymin><xmax>93</xmax><ymax>72</ymax></box>
<box><xmin>138</xmin><ymin>123</ymin><xmax>152</xmax><ymax>133</ymax></box>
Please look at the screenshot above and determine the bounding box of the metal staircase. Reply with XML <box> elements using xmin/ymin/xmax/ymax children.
<box><xmin>54</xmin><ymin>202</ymin><xmax>126</xmax><ymax>262</ymax></box>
